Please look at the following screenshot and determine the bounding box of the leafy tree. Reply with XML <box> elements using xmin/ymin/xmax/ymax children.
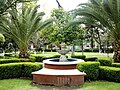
<box><xmin>0</xmin><ymin>0</ymin><xmax>36</xmax><ymax>16</ymax></box>
<box><xmin>0</xmin><ymin>33</ymin><xmax>5</xmax><ymax>47</ymax></box>
<box><xmin>0</xmin><ymin>0</ymin><xmax>17</xmax><ymax>16</ymax></box>
<box><xmin>40</xmin><ymin>8</ymin><xmax>85</xmax><ymax>55</ymax></box>
<box><xmin>51</xmin><ymin>9</ymin><xmax>83</xmax><ymax>43</ymax></box>
<box><xmin>0</xmin><ymin>5</ymin><xmax>53</xmax><ymax>58</ymax></box>
<box><xmin>74</xmin><ymin>0</ymin><xmax>120</xmax><ymax>62</ymax></box>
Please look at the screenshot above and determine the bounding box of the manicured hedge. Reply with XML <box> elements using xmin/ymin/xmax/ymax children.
<box><xmin>71</xmin><ymin>55</ymin><xmax>86</xmax><ymax>60</ymax></box>
<box><xmin>0</xmin><ymin>59</ymin><xmax>33</xmax><ymax>64</ymax></box>
<box><xmin>51</xmin><ymin>55</ymin><xmax>61</xmax><ymax>58</ymax></box>
<box><xmin>21</xmin><ymin>63</ymin><xmax>42</xmax><ymax>77</ymax></box>
<box><xmin>111</xmin><ymin>63</ymin><xmax>120</xmax><ymax>68</ymax></box>
<box><xmin>0</xmin><ymin>63</ymin><xmax>22</xmax><ymax>79</ymax></box>
<box><xmin>85</xmin><ymin>57</ymin><xmax>97</xmax><ymax>62</ymax></box>
<box><xmin>0</xmin><ymin>55</ymin><xmax>62</xmax><ymax>64</ymax></box>
<box><xmin>77</xmin><ymin>62</ymin><xmax>100</xmax><ymax>81</ymax></box>
<box><xmin>99</xmin><ymin>66</ymin><xmax>120</xmax><ymax>82</ymax></box>
<box><xmin>97</xmin><ymin>58</ymin><xmax>112</xmax><ymax>66</ymax></box>
<box><xmin>0</xmin><ymin>62</ymin><xmax>42</xmax><ymax>79</ymax></box>
<box><xmin>33</xmin><ymin>55</ymin><xmax>64</xmax><ymax>62</ymax></box>
<box><xmin>34</xmin><ymin>56</ymin><xmax>47</xmax><ymax>62</ymax></box>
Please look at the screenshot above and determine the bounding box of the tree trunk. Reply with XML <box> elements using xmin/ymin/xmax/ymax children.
<box><xmin>19</xmin><ymin>49</ymin><xmax>30</xmax><ymax>58</ymax></box>
<box><xmin>71</xmin><ymin>41</ymin><xmax>75</xmax><ymax>56</ymax></box>
<box><xmin>113</xmin><ymin>44</ymin><xmax>120</xmax><ymax>62</ymax></box>
<box><xmin>90</xmin><ymin>37</ymin><xmax>94</xmax><ymax>52</ymax></box>
<box><xmin>81</xmin><ymin>39</ymin><xmax>84</xmax><ymax>56</ymax></box>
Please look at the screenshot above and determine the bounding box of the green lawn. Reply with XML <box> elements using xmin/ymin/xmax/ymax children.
<box><xmin>31</xmin><ymin>51</ymin><xmax>113</xmax><ymax>58</ymax></box>
<box><xmin>0</xmin><ymin>79</ymin><xmax>119</xmax><ymax>90</ymax></box>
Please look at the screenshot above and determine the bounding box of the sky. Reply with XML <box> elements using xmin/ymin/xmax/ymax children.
<box><xmin>38</xmin><ymin>0</ymin><xmax>88</xmax><ymax>17</ymax></box>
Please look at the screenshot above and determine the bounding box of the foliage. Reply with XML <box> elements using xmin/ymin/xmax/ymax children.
<box><xmin>0</xmin><ymin>0</ymin><xmax>37</xmax><ymax>16</ymax></box>
<box><xmin>34</xmin><ymin>56</ymin><xmax>47</xmax><ymax>62</ymax></box>
<box><xmin>85</xmin><ymin>57</ymin><xmax>97</xmax><ymax>61</ymax></box>
<box><xmin>33</xmin><ymin>55</ymin><xmax>62</xmax><ymax>62</ymax></box>
<box><xmin>21</xmin><ymin>62</ymin><xmax>42</xmax><ymax>77</ymax></box>
<box><xmin>0</xmin><ymin>5</ymin><xmax>53</xmax><ymax>58</ymax></box>
<box><xmin>74</xmin><ymin>0</ymin><xmax>120</xmax><ymax>61</ymax></box>
<box><xmin>0</xmin><ymin>33</ymin><xmax>5</xmax><ymax>43</ymax></box>
<box><xmin>97</xmin><ymin>58</ymin><xmax>112</xmax><ymax>66</ymax></box>
<box><xmin>0</xmin><ymin>62</ymin><xmax>42</xmax><ymax>79</ymax></box>
<box><xmin>40</xmin><ymin>8</ymin><xmax>84</xmax><ymax>46</ymax></box>
<box><xmin>0</xmin><ymin>0</ymin><xmax>17</xmax><ymax>15</ymax></box>
<box><xmin>111</xmin><ymin>63</ymin><xmax>120</xmax><ymax>68</ymax></box>
<box><xmin>99</xmin><ymin>66</ymin><xmax>120</xmax><ymax>82</ymax></box>
<box><xmin>0</xmin><ymin>33</ymin><xmax>5</xmax><ymax>46</ymax></box>
<box><xmin>71</xmin><ymin>55</ymin><xmax>86</xmax><ymax>60</ymax></box>
<box><xmin>77</xmin><ymin>61</ymin><xmax>100</xmax><ymax>80</ymax></box>
<box><xmin>0</xmin><ymin>58</ymin><xmax>33</xmax><ymax>64</ymax></box>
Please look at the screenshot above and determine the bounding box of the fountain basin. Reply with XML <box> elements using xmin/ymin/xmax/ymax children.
<box><xmin>32</xmin><ymin>58</ymin><xmax>86</xmax><ymax>86</ymax></box>
<box><xmin>43</xmin><ymin>58</ymin><xmax>84</xmax><ymax>69</ymax></box>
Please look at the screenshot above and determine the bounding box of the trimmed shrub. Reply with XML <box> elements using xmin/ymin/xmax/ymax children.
<box><xmin>0</xmin><ymin>63</ymin><xmax>22</xmax><ymax>79</ymax></box>
<box><xmin>0</xmin><ymin>59</ymin><xmax>32</xmax><ymax>64</ymax></box>
<box><xmin>4</xmin><ymin>53</ymin><xmax>13</xmax><ymax>57</ymax></box>
<box><xmin>29</xmin><ymin>56</ymin><xmax>36</xmax><ymax>62</ymax></box>
<box><xmin>21</xmin><ymin>62</ymin><xmax>42</xmax><ymax>77</ymax></box>
<box><xmin>111</xmin><ymin>63</ymin><xmax>120</xmax><ymax>68</ymax></box>
<box><xmin>0</xmin><ymin>62</ymin><xmax>42</xmax><ymax>79</ymax></box>
<box><xmin>93</xmin><ymin>48</ymin><xmax>99</xmax><ymax>52</ymax></box>
<box><xmin>34</xmin><ymin>56</ymin><xmax>46</xmax><ymax>62</ymax></box>
<box><xmin>97</xmin><ymin>58</ymin><xmax>112</xmax><ymax>66</ymax></box>
<box><xmin>34</xmin><ymin>55</ymin><xmax>66</xmax><ymax>62</ymax></box>
<box><xmin>84</xmin><ymin>49</ymin><xmax>92</xmax><ymax>52</ymax></box>
<box><xmin>71</xmin><ymin>55</ymin><xmax>86</xmax><ymax>60</ymax></box>
<box><xmin>51</xmin><ymin>55</ymin><xmax>68</xmax><ymax>58</ymax></box>
<box><xmin>85</xmin><ymin>57</ymin><xmax>98</xmax><ymax>62</ymax></box>
<box><xmin>51</xmin><ymin>55</ymin><xmax>61</xmax><ymax>58</ymax></box>
<box><xmin>99</xmin><ymin>66</ymin><xmax>120</xmax><ymax>82</ymax></box>
<box><xmin>77</xmin><ymin>62</ymin><xmax>100</xmax><ymax>80</ymax></box>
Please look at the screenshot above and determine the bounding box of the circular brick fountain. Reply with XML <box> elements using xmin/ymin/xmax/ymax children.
<box><xmin>32</xmin><ymin>58</ymin><xmax>86</xmax><ymax>86</ymax></box>
<box><xmin>32</xmin><ymin>43</ymin><xmax>86</xmax><ymax>86</ymax></box>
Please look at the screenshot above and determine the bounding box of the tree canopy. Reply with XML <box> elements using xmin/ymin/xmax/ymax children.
<box><xmin>0</xmin><ymin>5</ymin><xmax>53</xmax><ymax>58</ymax></box>
<box><xmin>74</xmin><ymin>0</ymin><xmax>120</xmax><ymax>61</ymax></box>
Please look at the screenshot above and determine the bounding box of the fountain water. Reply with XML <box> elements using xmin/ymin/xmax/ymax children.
<box><xmin>32</xmin><ymin>43</ymin><xmax>86</xmax><ymax>86</ymax></box>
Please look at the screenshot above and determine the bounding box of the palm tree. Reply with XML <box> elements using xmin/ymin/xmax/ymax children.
<box><xmin>0</xmin><ymin>0</ymin><xmax>34</xmax><ymax>16</ymax></box>
<box><xmin>73</xmin><ymin>0</ymin><xmax>120</xmax><ymax>62</ymax></box>
<box><xmin>0</xmin><ymin>5</ymin><xmax>53</xmax><ymax>58</ymax></box>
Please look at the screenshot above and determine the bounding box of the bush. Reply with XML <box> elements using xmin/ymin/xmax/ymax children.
<box><xmin>0</xmin><ymin>62</ymin><xmax>42</xmax><ymax>79</ymax></box>
<box><xmin>29</xmin><ymin>56</ymin><xmax>36</xmax><ymax>62</ymax></box>
<box><xmin>0</xmin><ymin>63</ymin><xmax>22</xmax><ymax>79</ymax></box>
<box><xmin>50</xmin><ymin>55</ymin><xmax>61</xmax><ymax>58</ymax></box>
<box><xmin>84</xmin><ymin>49</ymin><xmax>92</xmax><ymax>52</ymax></box>
<box><xmin>99</xmin><ymin>66</ymin><xmax>120</xmax><ymax>82</ymax></box>
<box><xmin>97</xmin><ymin>58</ymin><xmax>112</xmax><ymax>66</ymax></box>
<box><xmin>0</xmin><ymin>58</ymin><xmax>32</xmax><ymax>64</ymax></box>
<box><xmin>34</xmin><ymin>55</ymin><xmax>65</xmax><ymax>62</ymax></box>
<box><xmin>85</xmin><ymin>57</ymin><xmax>98</xmax><ymax>62</ymax></box>
<box><xmin>77</xmin><ymin>62</ymin><xmax>100</xmax><ymax>81</ymax></box>
<box><xmin>34</xmin><ymin>56</ymin><xmax>46</xmax><ymax>62</ymax></box>
<box><xmin>21</xmin><ymin>63</ymin><xmax>42</xmax><ymax>77</ymax></box>
<box><xmin>4</xmin><ymin>53</ymin><xmax>13</xmax><ymax>57</ymax></box>
<box><xmin>45</xmin><ymin>49</ymin><xmax>56</xmax><ymax>52</ymax></box>
<box><xmin>71</xmin><ymin>55</ymin><xmax>86</xmax><ymax>60</ymax></box>
<box><xmin>111</xmin><ymin>63</ymin><xmax>120</xmax><ymax>68</ymax></box>
<box><xmin>93</xmin><ymin>48</ymin><xmax>99</xmax><ymax>52</ymax></box>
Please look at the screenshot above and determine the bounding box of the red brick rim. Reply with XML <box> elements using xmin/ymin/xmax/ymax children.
<box><xmin>44</xmin><ymin>63</ymin><xmax>77</xmax><ymax>70</ymax></box>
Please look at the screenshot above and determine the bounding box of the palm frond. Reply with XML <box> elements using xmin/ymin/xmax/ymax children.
<box><xmin>0</xmin><ymin>5</ymin><xmax>53</xmax><ymax>53</ymax></box>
